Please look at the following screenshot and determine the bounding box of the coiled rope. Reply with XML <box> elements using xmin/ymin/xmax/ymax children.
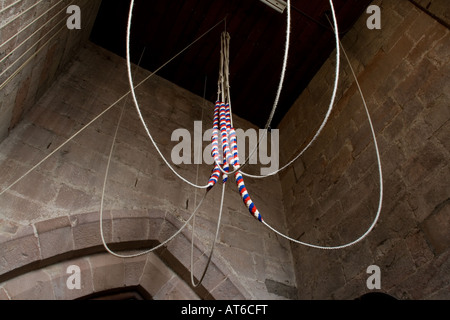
<box><xmin>0</xmin><ymin>0</ymin><xmax>383</xmax><ymax>286</ymax></box>
<box><xmin>261</xmin><ymin>20</ymin><xmax>384</xmax><ymax>250</ymax></box>
<box><xmin>212</xmin><ymin>0</ymin><xmax>292</xmax><ymax>177</ymax></box>
<box><xmin>207</xmin><ymin>31</ymin><xmax>263</xmax><ymax>222</ymax></box>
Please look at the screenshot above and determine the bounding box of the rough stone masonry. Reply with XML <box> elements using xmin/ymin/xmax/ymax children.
<box><xmin>278</xmin><ymin>0</ymin><xmax>449</xmax><ymax>299</ymax></box>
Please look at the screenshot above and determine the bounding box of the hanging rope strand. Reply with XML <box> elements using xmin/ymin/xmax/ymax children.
<box><xmin>0</xmin><ymin>13</ymin><xmax>225</xmax><ymax>197</ymax></box>
<box><xmin>190</xmin><ymin>182</ymin><xmax>226</xmax><ymax>287</ymax></box>
<box><xmin>211</xmin><ymin>0</ymin><xmax>291</xmax><ymax>177</ymax></box>
<box><xmin>99</xmin><ymin>46</ymin><xmax>210</xmax><ymax>259</ymax></box>
<box><xmin>0</xmin><ymin>0</ymin><xmax>46</xmax><ymax>29</ymax></box>
<box><xmin>261</xmin><ymin>15</ymin><xmax>383</xmax><ymax>250</ymax></box>
<box><xmin>207</xmin><ymin>32</ymin><xmax>263</xmax><ymax>222</ymax></box>
<box><xmin>240</xmin><ymin>0</ymin><xmax>339</xmax><ymax>179</ymax></box>
<box><xmin>0</xmin><ymin>0</ymin><xmax>64</xmax><ymax>53</ymax></box>
<box><xmin>126</xmin><ymin>0</ymin><xmax>229</xmax><ymax>190</ymax></box>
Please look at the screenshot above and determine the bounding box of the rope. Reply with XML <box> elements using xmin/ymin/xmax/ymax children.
<box><xmin>0</xmin><ymin>0</ymin><xmax>65</xmax><ymax>54</ymax></box>
<box><xmin>207</xmin><ymin>102</ymin><xmax>222</xmax><ymax>189</ymax></box>
<box><xmin>98</xmin><ymin>47</ymin><xmax>212</xmax><ymax>259</ymax></box>
<box><xmin>207</xmin><ymin>32</ymin><xmax>262</xmax><ymax>222</ymax></box>
<box><xmin>0</xmin><ymin>0</ymin><xmax>70</xmax><ymax>68</ymax></box>
<box><xmin>0</xmin><ymin>0</ymin><xmax>22</xmax><ymax>14</ymax></box>
<box><xmin>0</xmin><ymin>21</ymin><xmax>68</xmax><ymax>91</ymax></box>
<box><xmin>194</xmin><ymin>76</ymin><xmax>207</xmax><ymax>213</ymax></box>
<box><xmin>126</xmin><ymin>0</ymin><xmax>226</xmax><ymax>190</ymax></box>
<box><xmin>100</xmin><ymin>190</ymin><xmax>209</xmax><ymax>259</ymax></box>
<box><xmin>0</xmin><ymin>8</ymin><xmax>72</xmax><ymax>88</ymax></box>
<box><xmin>0</xmin><ymin>0</ymin><xmax>46</xmax><ymax>28</ymax></box>
<box><xmin>261</xmin><ymin>22</ymin><xmax>384</xmax><ymax>250</ymax></box>
<box><xmin>190</xmin><ymin>182</ymin><xmax>226</xmax><ymax>287</ymax></box>
<box><xmin>0</xmin><ymin>14</ymin><xmax>223</xmax><ymax>197</ymax></box>
<box><xmin>99</xmin><ymin>54</ymin><xmax>214</xmax><ymax>261</ymax></box>
<box><xmin>240</xmin><ymin>0</ymin><xmax>340</xmax><ymax>179</ymax></box>
<box><xmin>211</xmin><ymin>0</ymin><xmax>291</xmax><ymax>177</ymax></box>
<box><xmin>98</xmin><ymin>5</ymin><xmax>228</xmax><ymax>260</ymax></box>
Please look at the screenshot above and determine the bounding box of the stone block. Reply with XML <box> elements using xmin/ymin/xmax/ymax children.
<box><xmin>426</xmin><ymin>284</ymin><xmax>450</xmax><ymax>300</ymax></box>
<box><xmin>215</xmin><ymin>244</ymin><xmax>256</xmax><ymax>281</ymax></box>
<box><xmin>408</xmin><ymin>23</ymin><xmax>443</xmax><ymax>65</ymax></box>
<box><xmin>35</xmin><ymin>216</ymin><xmax>75</xmax><ymax>259</ymax></box>
<box><xmin>53</xmin><ymin>161</ymin><xmax>104</xmax><ymax>193</ymax></box>
<box><xmin>331</xmin><ymin>275</ymin><xmax>367</xmax><ymax>300</ymax></box>
<box><xmin>3</xmin><ymin>269</ymin><xmax>54</xmax><ymax>300</ymax></box>
<box><xmin>146</xmin><ymin>210</ymin><xmax>166</xmax><ymax>235</ymax></box>
<box><xmin>0</xmin><ymin>158</ymin><xmax>26</xmax><ymax>190</ymax></box>
<box><xmin>382</xmin><ymin>6</ymin><xmax>418</xmax><ymax>54</ymax></box>
<box><xmin>402</xmin><ymin>140</ymin><xmax>446</xmax><ymax>188</ymax></box>
<box><xmin>10</xmin><ymin>169</ymin><xmax>58</xmax><ymax>204</ymax></box>
<box><xmin>210</xmin><ymin>277</ymin><xmax>245</xmax><ymax>300</ymax></box>
<box><xmin>73</xmin><ymin>125</ymin><xmax>114</xmax><ymax>156</ymax></box>
<box><xmin>265</xmin><ymin>279</ymin><xmax>298</xmax><ymax>299</ymax></box>
<box><xmin>11</xmin><ymin>76</ymin><xmax>31</xmax><ymax>128</ymax></box>
<box><xmin>417</xmin><ymin>66</ymin><xmax>450</xmax><ymax>105</ymax></box>
<box><xmin>405</xmin><ymin>230</ymin><xmax>434</xmax><ymax>268</ymax></box>
<box><xmin>384</xmin><ymin>200</ymin><xmax>417</xmax><ymax>238</ymax></box>
<box><xmin>315</xmin><ymin>199</ymin><xmax>343</xmax><ymax>232</ymax></box>
<box><xmin>33</xmin><ymin>109</ymin><xmax>79</xmax><ymax>139</ymax></box>
<box><xmin>420</xmin><ymin>199</ymin><xmax>450</xmax><ymax>255</ymax></box>
<box><xmin>340</xmin><ymin>240</ymin><xmax>374</xmax><ymax>281</ymax></box>
<box><xmin>70</xmin><ymin>211</ymin><xmax>112</xmax><ymax>251</ymax></box>
<box><xmin>264</xmin><ymin>257</ymin><xmax>296</xmax><ymax>287</ymax></box>
<box><xmin>423</xmin><ymin>95</ymin><xmax>450</xmax><ymax>134</ymax></box>
<box><xmin>263</xmin><ymin>235</ymin><xmax>293</xmax><ymax>264</ymax></box>
<box><xmin>152</xmin><ymin>276</ymin><xmax>199</xmax><ymax>300</ymax></box>
<box><xmin>18</xmin><ymin>123</ymin><xmax>58</xmax><ymax>151</ymax></box>
<box><xmin>191</xmin><ymin>256</ymin><xmax>227</xmax><ymax>295</ymax></box>
<box><xmin>327</xmin><ymin>143</ymin><xmax>353</xmax><ymax>184</ymax></box>
<box><xmin>163</xmin><ymin>228</ymin><xmax>199</xmax><ymax>272</ymax></box>
<box><xmin>370</xmin><ymin>97</ymin><xmax>402</xmax><ymax>134</ymax></box>
<box><xmin>0</xmin><ymin>287</ymin><xmax>9</xmax><ymax>300</ymax></box>
<box><xmin>54</xmin><ymin>183</ymin><xmax>100</xmax><ymax>214</ymax></box>
<box><xmin>45</xmin><ymin>257</ymin><xmax>94</xmax><ymax>300</ymax></box>
<box><xmin>112</xmin><ymin>214</ymin><xmax>150</xmax><ymax>243</ymax></box>
<box><xmin>393</xmin><ymin>251</ymin><xmax>450</xmax><ymax>299</ymax></box>
<box><xmin>139</xmin><ymin>253</ymin><xmax>175</xmax><ymax>297</ymax></box>
<box><xmin>427</xmin><ymin>31</ymin><xmax>450</xmax><ymax>67</ymax></box>
<box><xmin>393</xmin><ymin>57</ymin><xmax>437</xmax><ymax>106</ymax></box>
<box><xmin>435</xmin><ymin>122</ymin><xmax>449</xmax><ymax>157</ymax></box>
<box><xmin>123</xmin><ymin>255</ymin><xmax>147</xmax><ymax>287</ymax></box>
<box><xmin>219</xmin><ymin>225</ymin><xmax>263</xmax><ymax>254</ymax></box>
<box><xmin>0</xmin><ymin>225</ymin><xmax>41</xmax><ymax>276</ymax></box>
<box><xmin>88</xmin><ymin>253</ymin><xmax>125</xmax><ymax>293</ymax></box>
<box><xmin>376</xmin><ymin>239</ymin><xmax>416</xmax><ymax>291</ymax></box>
<box><xmin>347</xmin><ymin>146</ymin><xmax>378</xmax><ymax>185</ymax></box>
<box><xmin>310</xmin><ymin>260</ymin><xmax>346</xmax><ymax>299</ymax></box>
<box><xmin>224</xmin><ymin>210</ymin><xmax>264</xmax><ymax>236</ymax></box>
<box><xmin>5</xmin><ymin>140</ymin><xmax>46</xmax><ymax>166</ymax></box>
<box><xmin>57</xmin><ymin>140</ymin><xmax>107</xmax><ymax>174</ymax></box>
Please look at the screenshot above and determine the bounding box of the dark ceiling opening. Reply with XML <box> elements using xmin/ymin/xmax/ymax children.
<box><xmin>90</xmin><ymin>0</ymin><xmax>371</xmax><ymax>128</ymax></box>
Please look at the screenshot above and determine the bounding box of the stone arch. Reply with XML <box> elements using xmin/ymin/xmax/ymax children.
<box><xmin>0</xmin><ymin>209</ymin><xmax>248</xmax><ymax>300</ymax></box>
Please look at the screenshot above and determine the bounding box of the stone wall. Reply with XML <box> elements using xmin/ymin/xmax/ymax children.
<box><xmin>410</xmin><ymin>0</ymin><xmax>450</xmax><ymax>26</ymax></box>
<box><xmin>278</xmin><ymin>0</ymin><xmax>449</xmax><ymax>299</ymax></box>
<box><xmin>0</xmin><ymin>0</ymin><xmax>102</xmax><ymax>142</ymax></box>
<box><xmin>0</xmin><ymin>42</ymin><xmax>296</xmax><ymax>300</ymax></box>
